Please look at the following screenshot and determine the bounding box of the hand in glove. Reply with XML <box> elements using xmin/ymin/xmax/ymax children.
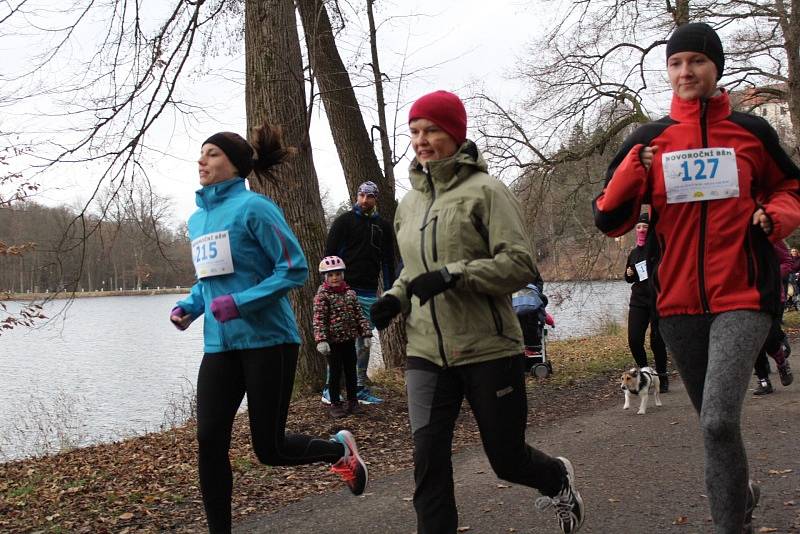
<box><xmin>316</xmin><ymin>341</ymin><xmax>331</xmax><ymax>356</ymax></box>
<box><xmin>211</xmin><ymin>295</ymin><xmax>240</xmax><ymax>323</ymax></box>
<box><xmin>407</xmin><ymin>268</ymin><xmax>459</xmax><ymax>305</ymax></box>
<box><xmin>170</xmin><ymin>306</ymin><xmax>193</xmax><ymax>331</ymax></box>
<box><xmin>370</xmin><ymin>294</ymin><xmax>402</xmax><ymax>330</ymax></box>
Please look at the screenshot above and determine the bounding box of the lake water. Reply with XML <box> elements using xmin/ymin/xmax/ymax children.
<box><xmin>0</xmin><ymin>281</ymin><xmax>630</xmax><ymax>461</ymax></box>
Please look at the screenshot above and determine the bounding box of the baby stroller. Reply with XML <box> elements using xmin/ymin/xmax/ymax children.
<box><xmin>512</xmin><ymin>283</ymin><xmax>554</xmax><ymax>378</ymax></box>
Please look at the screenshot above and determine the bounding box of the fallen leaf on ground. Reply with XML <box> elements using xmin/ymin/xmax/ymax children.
<box><xmin>673</xmin><ymin>515</ymin><xmax>688</xmax><ymax>525</ymax></box>
<box><xmin>767</xmin><ymin>469</ymin><xmax>793</xmax><ymax>475</ymax></box>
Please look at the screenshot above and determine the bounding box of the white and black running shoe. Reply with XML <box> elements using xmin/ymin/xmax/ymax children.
<box><xmin>535</xmin><ymin>456</ymin><xmax>584</xmax><ymax>533</ymax></box>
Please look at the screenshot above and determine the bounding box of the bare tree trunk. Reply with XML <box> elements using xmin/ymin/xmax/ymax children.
<box><xmin>366</xmin><ymin>0</ymin><xmax>406</xmax><ymax>369</ymax></box>
<box><xmin>245</xmin><ymin>0</ymin><xmax>329</xmax><ymax>390</ymax></box>
<box><xmin>667</xmin><ymin>0</ymin><xmax>691</xmax><ymax>26</ymax></box>
<box><xmin>778</xmin><ymin>0</ymin><xmax>800</xmax><ymax>157</ymax></box>
<box><xmin>295</xmin><ymin>0</ymin><xmax>385</xmax><ymax>202</ymax></box>
<box><xmin>297</xmin><ymin>0</ymin><xmax>406</xmax><ymax>368</ymax></box>
<box><xmin>366</xmin><ymin>0</ymin><xmax>396</xmax><ymax>189</ymax></box>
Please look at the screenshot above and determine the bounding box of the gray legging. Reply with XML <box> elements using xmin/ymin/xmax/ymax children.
<box><xmin>659</xmin><ymin>310</ymin><xmax>770</xmax><ymax>534</ymax></box>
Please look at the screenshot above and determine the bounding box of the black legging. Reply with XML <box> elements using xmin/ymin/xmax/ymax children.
<box><xmin>196</xmin><ymin>344</ymin><xmax>345</xmax><ymax>533</ymax></box>
<box><xmin>628</xmin><ymin>305</ymin><xmax>667</xmax><ymax>374</ymax></box>
<box><xmin>754</xmin><ymin>315</ymin><xmax>785</xmax><ymax>380</ymax></box>
<box><xmin>328</xmin><ymin>340</ymin><xmax>358</xmax><ymax>404</ymax></box>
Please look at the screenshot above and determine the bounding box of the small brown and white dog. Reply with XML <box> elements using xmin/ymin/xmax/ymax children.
<box><xmin>621</xmin><ymin>366</ymin><xmax>662</xmax><ymax>415</ymax></box>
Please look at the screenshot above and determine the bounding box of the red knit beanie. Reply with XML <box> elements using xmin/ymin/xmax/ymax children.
<box><xmin>408</xmin><ymin>90</ymin><xmax>467</xmax><ymax>145</ymax></box>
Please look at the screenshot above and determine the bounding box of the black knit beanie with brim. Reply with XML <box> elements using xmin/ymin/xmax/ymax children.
<box><xmin>666</xmin><ymin>22</ymin><xmax>724</xmax><ymax>81</ymax></box>
<box><xmin>638</xmin><ymin>212</ymin><xmax>650</xmax><ymax>224</ymax></box>
<box><xmin>202</xmin><ymin>132</ymin><xmax>255</xmax><ymax>178</ymax></box>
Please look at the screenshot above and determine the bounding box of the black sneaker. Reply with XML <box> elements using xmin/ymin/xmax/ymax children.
<box><xmin>535</xmin><ymin>457</ymin><xmax>584</xmax><ymax>533</ymax></box>
<box><xmin>743</xmin><ymin>480</ymin><xmax>760</xmax><ymax>534</ymax></box>
<box><xmin>778</xmin><ymin>360</ymin><xmax>793</xmax><ymax>387</ymax></box>
<box><xmin>330</xmin><ymin>430</ymin><xmax>368</xmax><ymax>495</ymax></box>
<box><xmin>753</xmin><ymin>379</ymin><xmax>774</xmax><ymax>396</ymax></box>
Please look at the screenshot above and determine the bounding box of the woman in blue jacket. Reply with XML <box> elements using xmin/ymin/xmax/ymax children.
<box><xmin>170</xmin><ymin>123</ymin><xmax>367</xmax><ymax>533</ymax></box>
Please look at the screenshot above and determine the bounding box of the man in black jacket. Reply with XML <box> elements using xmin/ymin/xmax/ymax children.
<box><xmin>322</xmin><ymin>181</ymin><xmax>396</xmax><ymax>404</ymax></box>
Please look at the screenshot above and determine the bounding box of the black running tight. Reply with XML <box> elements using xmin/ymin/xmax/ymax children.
<box><xmin>196</xmin><ymin>344</ymin><xmax>345</xmax><ymax>533</ymax></box>
<box><xmin>627</xmin><ymin>305</ymin><xmax>667</xmax><ymax>374</ymax></box>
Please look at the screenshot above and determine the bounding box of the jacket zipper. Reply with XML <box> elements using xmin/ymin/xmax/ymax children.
<box><xmin>420</xmin><ymin>166</ymin><xmax>448</xmax><ymax>367</ymax></box>
<box><xmin>743</xmin><ymin>224</ymin><xmax>755</xmax><ymax>286</ymax></box>
<box><xmin>487</xmin><ymin>296</ymin><xmax>519</xmax><ymax>343</ymax></box>
<box><xmin>197</xmin><ymin>193</ymin><xmax>228</xmax><ymax>348</ymax></box>
<box><xmin>697</xmin><ymin>99</ymin><xmax>711</xmax><ymax>314</ymax></box>
<box><xmin>431</xmin><ymin>217</ymin><xmax>438</xmax><ymax>262</ymax></box>
<box><xmin>487</xmin><ymin>296</ymin><xmax>502</xmax><ymax>335</ymax></box>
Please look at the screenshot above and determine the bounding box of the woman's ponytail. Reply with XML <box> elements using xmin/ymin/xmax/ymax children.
<box><xmin>249</xmin><ymin>122</ymin><xmax>297</xmax><ymax>183</ymax></box>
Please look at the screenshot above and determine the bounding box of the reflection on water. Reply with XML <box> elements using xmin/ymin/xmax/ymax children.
<box><xmin>0</xmin><ymin>294</ymin><xmax>202</xmax><ymax>461</ymax></box>
<box><xmin>0</xmin><ymin>281</ymin><xmax>630</xmax><ymax>460</ymax></box>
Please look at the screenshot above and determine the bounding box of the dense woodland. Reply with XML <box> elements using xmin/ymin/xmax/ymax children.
<box><xmin>0</xmin><ymin>200</ymin><xmax>193</xmax><ymax>294</ymax></box>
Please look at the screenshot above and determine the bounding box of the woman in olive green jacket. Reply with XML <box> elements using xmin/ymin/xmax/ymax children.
<box><xmin>370</xmin><ymin>90</ymin><xmax>584</xmax><ymax>534</ymax></box>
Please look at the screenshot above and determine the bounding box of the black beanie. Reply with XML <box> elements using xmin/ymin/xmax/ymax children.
<box><xmin>202</xmin><ymin>132</ymin><xmax>254</xmax><ymax>177</ymax></box>
<box><xmin>638</xmin><ymin>212</ymin><xmax>650</xmax><ymax>224</ymax></box>
<box><xmin>666</xmin><ymin>22</ymin><xmax>724</xmax><ymax>80</ymax></box>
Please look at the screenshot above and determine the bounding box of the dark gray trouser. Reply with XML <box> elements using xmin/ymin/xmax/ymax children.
<box><xmin>659</xmin><ymin>311</ymin><xmax>771</xmax><ymax>534</ymax></box>
<box><xmin>406</xmin><ymin>355</ymin><xmax>564</xmax><ymax>534</ymax></box>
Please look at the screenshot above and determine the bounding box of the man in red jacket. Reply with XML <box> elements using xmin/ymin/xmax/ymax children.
<box><xmin>594</xmin><ymin>22</ymin><xmax>800</xmax><ymax>534</ymax></box>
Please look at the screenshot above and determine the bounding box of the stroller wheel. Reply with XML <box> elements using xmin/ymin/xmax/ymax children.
<box><xmin>531</xmin><ymin>363</ymin><xmax>550</xmax><ymax>378</ymax></box>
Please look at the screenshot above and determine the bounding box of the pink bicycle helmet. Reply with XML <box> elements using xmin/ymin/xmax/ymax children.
<box><xmin>319</xmin><ymin>255</ymin><xmax>346</xmax><ymax>273</ymax></box>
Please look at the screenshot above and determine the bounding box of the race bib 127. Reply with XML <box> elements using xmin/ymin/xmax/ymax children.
<box><xmin>662</xmin><ymin>148</ymin><xmax>739</xmax><ymax>204</ymax></box>
<box><xmin>192</xmin><ymin>231</ymin><xmax>234</xmax><ymax>279</ymax></box>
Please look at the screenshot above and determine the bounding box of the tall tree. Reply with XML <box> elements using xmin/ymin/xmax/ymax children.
<box><xmin>296</xmin><ymin>0</ymin><xmax>406</xmax><ymax>368</ymax></box>
<box><xmin>245</xmin><ymin>0</ymin><xmax>329</xmax><ymax>387</ymax></box>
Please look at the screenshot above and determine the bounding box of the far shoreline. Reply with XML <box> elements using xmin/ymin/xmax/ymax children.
<box><xmin>2</xmin><ymin>278</ymin><xmax>627</xmax><ymax>302</ymax></box>
<box><xmin>1</xmin><ymin>287</ymin><xmax>190</xmax><ymax>301</ymax></box>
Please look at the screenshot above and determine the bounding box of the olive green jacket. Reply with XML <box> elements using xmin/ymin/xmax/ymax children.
<box><xmin>385</xmin><ymin>141</ymin><xmax>539</xmax><ymax>367</ymax></box>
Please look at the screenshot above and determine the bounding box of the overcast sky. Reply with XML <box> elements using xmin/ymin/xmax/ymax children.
<box><xmin>2</xmin><ymin>0</ymin><xmax>565</xmax><ymax>227</ymax></box>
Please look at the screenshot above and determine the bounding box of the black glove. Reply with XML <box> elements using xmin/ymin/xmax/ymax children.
<box><xmin>370</xmin><ymin>294</ymin><xmax>402</xmax><ymax>330</ymax></box>
<box><xmin>407</xmin><ymin>268</ymin><xmax>459</xmax><ymax>306</ymax></box>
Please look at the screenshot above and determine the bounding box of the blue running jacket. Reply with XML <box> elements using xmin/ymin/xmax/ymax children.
<box><xmin>176</xmin><ymin>177</ymin><xmax>308</xmax><ymax>353</ymax></box>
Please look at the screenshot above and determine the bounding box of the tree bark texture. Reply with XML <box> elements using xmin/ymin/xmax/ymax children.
<box><xmin>366</xmin><ymin>0</ymin><xmax>406</xmax><ymax>369</ymax></box>
<box><xmin>245</xmin><ymin>0</ymin><xmax>328</xmax><ymax>389</ymax></box>
<box><xmin>296</xmin><ymin>0</ymin><xmax>407</xmax><ymax>368</ymax></box>
<box><xmin>295</xmin><ymin>0</ymin><xmax>389</xmax><ymax>207</ymax></box>
<box><xmin>778</xmin><ymin>0</ymin><xmax>800</xmax><ymax>157</ymax></box>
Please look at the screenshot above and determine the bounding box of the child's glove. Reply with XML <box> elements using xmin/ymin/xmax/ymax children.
<box><xmin>211</xmin><ymin>295</ymin><xmax>240</xmax><ymax>323</ymax></box>
<box><xmin>361</xmin><ymin>337</ymin><xmax>371</xmax><ymax>349</ymax></box>
<box><xmin>316</xmin><ymin>341</ymin><xmax>331</xmax><ymax>355</ymax></box>
<box><xmin>370</xmin><ymin>294</ymin><xmax>401</xmax><ymax>330</ymax></box>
